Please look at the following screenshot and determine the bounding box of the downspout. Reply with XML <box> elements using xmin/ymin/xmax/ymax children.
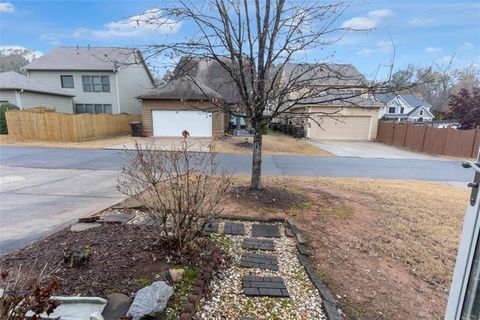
<box><xmin>15</xmin><ymin>89</ymin><xmax>23</xmax><ymax>109</ymax></box>
<box><xmin>114</xmin><ymin>71</ymin><xmax>121</xmax><ymax>114</ymax></box>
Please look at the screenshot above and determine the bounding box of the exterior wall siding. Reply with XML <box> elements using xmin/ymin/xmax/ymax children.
<box><xmin>116</xmin><ymin>62</ymin><xmax>154</xmax><ymax>115</ymax></box>
<box><xmin>28</xmin><ymin>70</ymin><xmax>119</xmax><ymax>113</ymax></box>
<box><xmin>142</xmin><ymin>100</ymin><xmax>224</xmax><ymax>137</ymax></box>
<box><xmin>301</xmin><ymin>106</ymin><xmax>379</xmax><ymax>140</ymax></box>
<box><xmin>0</xmin><ymin>90</ymin><xmax>19</xmax><ymax>105</ymax></box>
<box><xmin>0</xmin><ymin>89</ymin><xmax>73</xmax><ymax>112</ymax></box>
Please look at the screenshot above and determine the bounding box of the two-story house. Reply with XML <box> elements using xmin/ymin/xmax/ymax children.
<box><xmin>375</xmin><ymin>93</ymin><xmax>434</xmax><ymax>122</ymax></box>
<box><xmin>23</xmin><ymin>47</ymin><xmax>155</xmax><ymax>114</ymax></box>
<box><xmin>277</xmin><ymin>63</ymin><xmax>383</xmax><ymax>140</ymax></box>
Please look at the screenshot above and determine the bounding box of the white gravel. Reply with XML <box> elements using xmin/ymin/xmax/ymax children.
<box><xmin>195</xmin><ymin>220</ymin><xmax>326</xmax><ymax>320</ymax></box>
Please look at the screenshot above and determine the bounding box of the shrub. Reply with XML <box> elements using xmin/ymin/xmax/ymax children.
<box><xmin>117</xmin><ymin>140</ymin><xmax>232</xmax><ymax>251</ymax></box>
<box><xmin>0</xmin><ymin>103</ymin><xmax>20</xmax><ymax>134</ymax></box>
<box><xmin>260</xmin><ymin>122</ymin><xmax>269</xmax><ymax>135</ymax></box>
<box><xmin>0</xmin><ymin>264</ymin><xmax>62</xmax><ymax>319</ymax></box>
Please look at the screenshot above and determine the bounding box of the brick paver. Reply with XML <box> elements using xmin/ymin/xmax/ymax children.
<box><xmin>242</xmin><ymin>276</ymin><xmax>289</xmax><ymax>297</ymax></box>
<box><xmin>240</xmin><ymin>252</ymin><xmax>279</xmax><ymax>270</ymax></box>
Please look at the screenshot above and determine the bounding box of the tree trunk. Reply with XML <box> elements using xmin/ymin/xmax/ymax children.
<box><xmin>250</xmin><ymin>121</ymin><xmax>263</xmax><ymax>190</ymax></box>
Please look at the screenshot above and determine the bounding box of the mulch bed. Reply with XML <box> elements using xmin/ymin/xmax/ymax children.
<box><xmin>234</xmin><ymin>141</ymin><xmax>253</xmax><ymax>149</ymax></box>
<box><xmin>229</xmin><ymin>185</ymin><xmax>312</xmax><ymax>211</ymax></box>
<box><xmin>0</xmin><ymin>224</ymin><xmax>215</xmax><ymax>297</ymax></box>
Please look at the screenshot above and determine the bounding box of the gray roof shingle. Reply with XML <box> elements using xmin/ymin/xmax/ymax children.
<box><xmin>0</xmin><ymin>71</ymin><xmax>75</xmax><ymax>97</ymax></box>
<box><xmin>173</xmin><ymin>56</ymin><xmax>249</xmax><ymax>104</ymax></box>
<box><xmin>294</xmin><ymin>93</ymin><xmax>383</xmax><ymax>108</ymax></box>
<box><xmin>374</xmin><ymin>93</ymin><xmax>432</xmax><ymax>108</ymax></box>
<box><xmin>282</xmin><ymin>63</ymin><xmax>368</xmax><ymax>87</ymax></box>
<box><xmin>137</xmin><ymin>76</ymin><xmax>223</xmax><ymax>101</ymax></box>
<box><xmin>23</xmin><ymin>47</ymin><xmax>137</xmax><ymax>71</ymax></box>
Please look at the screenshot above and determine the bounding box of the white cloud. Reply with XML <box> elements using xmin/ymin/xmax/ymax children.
<box><xmin>424</xmin><ymin>47</ymin><xmax>442</xmax><ymax>53</ymax></box>
<box><xmin>357</xmin><ymin>48</ymin><xmax>375</xmax><ymax>56</ymax></box>
<box><xmin>39</xmin><ymin>34</ymin><xmax>60</xmax><ymax>46</ymax></box>
<box><xmin>356</xmin><ymin>40</ymin><xmax>395</xmax><ymax>56</ymax></box>
<box><xmin>408</xmin><ymin>17</ymin><xmax>435</xmax><ymax>26</ymax></box>
<box><xmin>368</xmin><ymin>9</ymin><xmax>394</xmax><ymax>19</ymax></box>
<box><xmin>73</xmin><ymin>9</ymin><xmax>181</xmax><ymax>39</ymax></box>
<box><xmin>460</xmin><ymin>42</ymin><xmax>474</xmax><ymax>50</ymax></box>
<box><xmin>0</xmin><ymin>2</ymin><xmax>14</xmax><ymax>12</ymax></box>
<box><xmin>0</xmin><ymin>45</ymin><xmax>43</xmax><ymax>60</ymax></box>
<box><xmin>342</xmin><ymin>9</ymin><xmax>394</xmax><ymax>30</ymax></box>
<box><xmin>377</xmin><ymin>40</ymin><xmax>393</xmax><ymax>53</ymax></box>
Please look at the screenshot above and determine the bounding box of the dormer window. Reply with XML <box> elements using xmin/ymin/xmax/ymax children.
<box><xmin>388</xmin><ymin>106</ymin><xmax>396</xmax><ymax>113</ymax></box>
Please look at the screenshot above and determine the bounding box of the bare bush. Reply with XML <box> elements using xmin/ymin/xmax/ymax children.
<box><xmin>117</xmin><ymin>140</ymin><xmax>232</xmax><ymax>250</ymax></box>
<box><xmin>0</xmin><ymin>263</ymin><xmax>61</xmax><ymax>320</ymax></box>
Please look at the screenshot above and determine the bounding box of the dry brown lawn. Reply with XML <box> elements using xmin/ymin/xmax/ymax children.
<box><xmin>210</xmin><ymin>131</ymin><xmax>331</xmax><ymax>156</ymax></box>
<box><xmin>221</xmin><ymin>176</ymin><xmax>469</xmax><ymax>320</ymax></box>
<box><xmin>0</xmin><ymin>134</ymin><xmax>136</xmax><ymax>149</ymax></box>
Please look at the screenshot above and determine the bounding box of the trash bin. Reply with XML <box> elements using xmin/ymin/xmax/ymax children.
<box><xmin>293</xmin><ymin>125</ymin><xmax>304</xmax><ymax>138</ymax></box>
<box><xmin>130</xmin><ymin>121</ymin><xmax>143</xmax><ymax>137</ymax></box>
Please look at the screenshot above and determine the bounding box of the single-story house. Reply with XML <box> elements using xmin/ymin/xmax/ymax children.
<box><xmin>137</xmin><ymin>76</ymin><xmax>227</xmax><ymax>137</ymax></box>
<box><xmin>0</xmin><ymin>71</ymin><xmax>75</xmax><ymax>112</ymax></box>
<box><xmin>375</xmin><ymin>93</ymin><xmax>434</xmax><ymax>122</ymax></box>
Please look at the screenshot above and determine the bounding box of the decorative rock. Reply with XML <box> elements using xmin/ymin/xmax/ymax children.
<box><xmin>70</xmin><ymin>222</ymin><xmax>101</xmax><ymax>232</ymax></box>
<box><xmin>127</xmin><ymin>281</ymin><xmax>174</xmax><ymax>320</ymax></box>
<box><xmin>98</xmin><ymin>214</ymin><xmax>131</xmax><ymax>224</ymax></box>
<box><xmin>251</xmin><ymin>224</ymin><xmax>281</xmax><ymax>238</ymax></box>
<box><xmin>204</xmin><ymin>220</ymin><xmax>219</xmax><ymax>233</ymax></box>
<box><xmin>297</xmin><ymin>243</ymin><xmax>310</xmax><ymax>256</ymax></box>
<box><xmin>296</xmin><ymin>232</ymin><xmax>306</xmax><ymax>244</ymax></box>
<box><xmin>180</xmin><ymin>313</ymin><xmax>192</xmax><ymax>320</ymax></box>
<box><xmin>27</xmin><ymin>296</ymin><xmax>107</xmax><ymax>319</ymax></box>
<box><xmin>78</xmin><ymin>216</ymin><xmax>99</xmax><ymax>223</ymax></box>
<box><xmin>102</xmin><ymin>293</ymin><xmax>130</xmax><ymax>320</ymax></box>
<box><xmin>169</xmin><ymin>268</ymin><xmax>185</xmax><ymax>283</ymax></box>
<box><xmin>285</xmin><ymin>227</ymin><xmax>294</xmax><ymax>237</ymax></box>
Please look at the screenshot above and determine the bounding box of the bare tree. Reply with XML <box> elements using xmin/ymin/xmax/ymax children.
<box><xmin>117</xmin><ymin>140</ymin><xmax>232</xmax><ymax>250</ymax></box>
<box><xmin>136</xmin><ymin>0</ymin><xmax>429</xmax><ymax>189</ymax></box>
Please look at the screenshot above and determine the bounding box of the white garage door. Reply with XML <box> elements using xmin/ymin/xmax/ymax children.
<box><xmin>310</xmin><ymin>116</ymin><xmax>372</xmax><ymax>140</ymax></box>
<box><xmin>152</xmin><ymin>110</ymin><xmax>212</xmax><ymax>137</ymax></box>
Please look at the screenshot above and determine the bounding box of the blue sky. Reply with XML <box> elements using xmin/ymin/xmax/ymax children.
<box><xmin>0</xmin><ymin>0</ymin><xmax>479</xmax><ymax>78</ymax></box>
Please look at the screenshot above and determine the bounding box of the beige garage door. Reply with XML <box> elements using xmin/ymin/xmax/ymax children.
<box><xmin>310</xmin><ymin>115</ymin><xmax>372</xmax><ymax>140</ymax></box>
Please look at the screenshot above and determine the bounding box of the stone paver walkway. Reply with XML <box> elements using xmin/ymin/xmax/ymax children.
<box><xmin>240</xmin><ymin>252</ymin><xmax>279</xmax><ymax>271</ymax></box>
<box><xmin>242</xmin><ymin>276</ymin><xmax>289</xmax><ymax>297</ymax></box>
<box><xmin>224</xmin><ymin>222</ymin><xmax>246</xmax><ymax>235</ymax></box>
<box><xmin>242</xmin><ymin>238</ymin><xmax>275</xmax><ymax>251</ymax></box>
<box><xmin>251</xmin><ymin>223</ymin><xmax>281</xmax><ymax>238</ymax></box>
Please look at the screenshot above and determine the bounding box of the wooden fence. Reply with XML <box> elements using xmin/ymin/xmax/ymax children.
<box><xmin>377</xmin><ymin>121</ymin><xmax>480</xmax><ymax>158</ymax></box>
<box><xmin>5</xmin><ymin>110</ymin><xmax>141</xmax><ymax>142</ymax></box>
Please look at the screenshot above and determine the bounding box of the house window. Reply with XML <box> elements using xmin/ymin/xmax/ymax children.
<box><xmin>400</xmin><ymin>107</ymin><xmax>404</xmax><ymax>113</ymax></box>
<box><xmin>82</xmin><ymin>75</ymin><xmax>110</xmax><ymax>92</ymax></box>
<box><xmin>60</xmin><ymin>75</ymin><xmax>74</xmax><ymax>88</ymax></box>
<box><xmin>419</xmin><ymin>110</ymin><xmax>424</xmax><ymax>116</ymax></box>
<box><xmin>75</xmin><ymin>103</ymin><xmax>113</xmax><ymax>114</ymax></box>
<box><xmin>388</xmin><ymin>106</ymin><xmax>396</xmax><ymax>113</ymax></box>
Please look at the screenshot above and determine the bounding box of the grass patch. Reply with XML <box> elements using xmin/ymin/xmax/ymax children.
<box><xmin>331</xmin><ymin>204</ymin><xmax>354</xmax><ymax>219</ymax></box>
<box><xmin>210</xmin><ymin>132</ymin><xmax>331</xmax><ymax>156</ymax></box>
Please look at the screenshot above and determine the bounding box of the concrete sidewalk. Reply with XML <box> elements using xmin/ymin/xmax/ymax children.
<box><xmin>309</xmin><ymin>139</ymin><xmax>451</xmax><ymax>160</ymax></box>
<box><xmin>105</xmin><ymin>137</ymin><xmax>212</xmax><ymax>152</ymax></box>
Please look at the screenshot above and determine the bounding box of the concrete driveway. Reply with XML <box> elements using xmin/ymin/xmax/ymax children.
<box><xmin>106</xmin><ymin>137</ymin><xmax>212</xmax><ymax>152</ymax></box>
<box><xmin>310</xmin><ymin>139</ymin><xmax>449</xmax><ymax>160</ymax></box>
<box><xmin>0</xmin><ymin>164</ymin><xmax>125</xmax><ymax>254</ymax></box>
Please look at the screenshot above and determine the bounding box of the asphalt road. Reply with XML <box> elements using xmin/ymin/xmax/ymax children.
<box><xmin>0</xmin><ymin>146</ymin><xmax>472</xmax><ymax>254</ymax></box>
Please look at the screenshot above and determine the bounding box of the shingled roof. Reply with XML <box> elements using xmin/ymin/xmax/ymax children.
<box><xmin>282</xmin><ymin>63</ymin><xmax>368</xmax><ymax>87</ymax></box>
<box><xmin>173</xmin><ymin>56</ymin><xmax>249</xmax><ymax>104</ymax></box>
<box><xmin>24</xmin><ymin>47</ymin><xmax>138</xmax><ymax>71</ymax></box>
<box><xmin>0</xmin><ymin>71</ymin><xmax>75</xmax><ymax>97</ymax></box>
<box><xmin>137</xmin><ymin>76</ymin><xmax>223</xmax><ymax>101</ymax></box>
